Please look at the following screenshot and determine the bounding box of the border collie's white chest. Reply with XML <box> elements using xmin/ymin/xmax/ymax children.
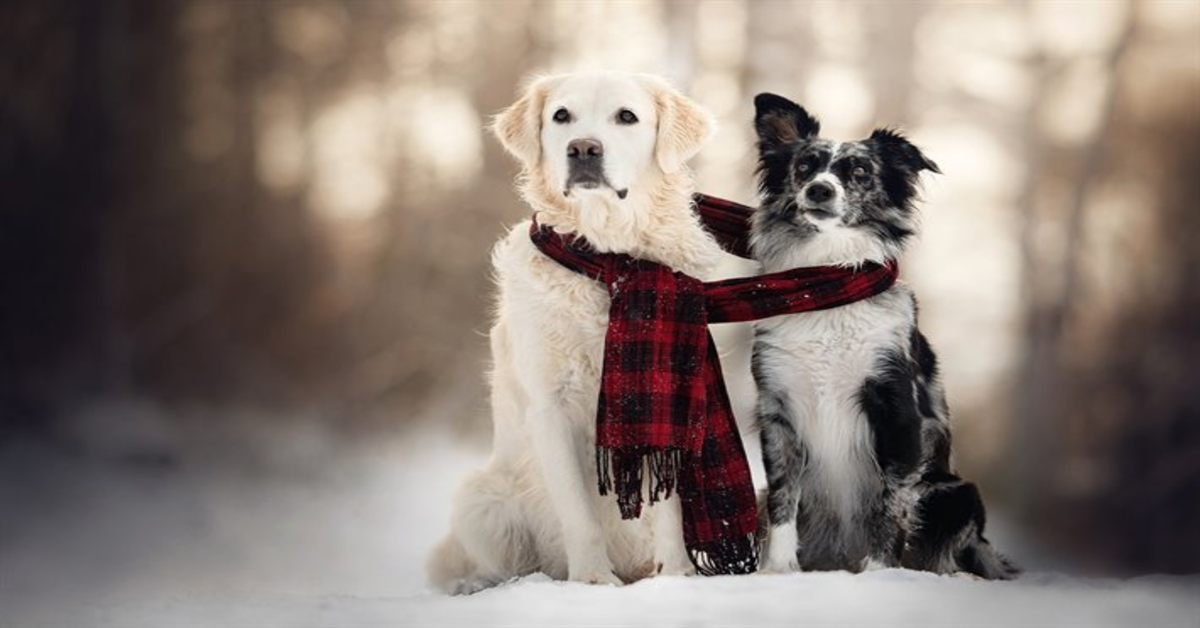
<box><xmin>754</xmin><ymin>287</ymin><xmax>914</xmax><ymax>518</ymax></box>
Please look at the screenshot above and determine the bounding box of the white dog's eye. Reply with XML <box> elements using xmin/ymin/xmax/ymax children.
<box><xmin>552</xmin><ymin>108</ymin><xmax>571</xmax><ymax>124</ymax></box>
<box><xmin>852</xmin><ymin>165</ymin><xmax>869</xmax><ymax>179</ymax></box>
<box><xmin>617</xmin><ymin>108</ymin><xmax>638</xmax><ymax>125</ymax></box>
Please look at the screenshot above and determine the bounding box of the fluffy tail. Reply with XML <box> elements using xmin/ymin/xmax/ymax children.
<box><xmin>426</xmin><ymin>469</ymin><xmax>537</xmax><ymax>594</ymax></box>
<box><xmin>959</xmin><ymin>535</ymin><xmax>1020</xmax><ymax>580</ymax></box>
<box><xmin>426</xmin><ymin>533</ymin><xmax>479</xmax><ymax>593</ymax></box>
<box><xmin>905</xmin><ymin>479</ymin><xmax>1020</xmax><ymax>580</ymax></box>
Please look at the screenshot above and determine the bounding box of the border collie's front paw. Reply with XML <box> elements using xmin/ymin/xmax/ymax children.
<box><xmin>760</xmin><ymin>524</ymin><xmax>800</xmax><ymax>574</ymax></box>
<box><xmin>758</xmin><ymin>556</ymin><xmax>799</xmax><ymax>574</ymax></box>
<box><xmin>861</xmin><ymin>557</ymin><xmax>898</xmax><ymax>572</ymax></box>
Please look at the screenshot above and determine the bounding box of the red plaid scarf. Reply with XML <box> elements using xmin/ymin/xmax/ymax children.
<box><xmin>529</xmin><ymin>194</ymin><xmax>898</xmax><ymax>575</ymax></box>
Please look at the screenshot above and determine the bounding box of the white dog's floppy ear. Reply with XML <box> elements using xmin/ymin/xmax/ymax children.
<box><xmin>492</xmin><ymin>76</ymin><xmax>558</xmax><ymax>167</ymax></box>
<box><xmin>647</xmin><ymin>78</ymin><xmax>716</xmax><ymax>174</ymax></box>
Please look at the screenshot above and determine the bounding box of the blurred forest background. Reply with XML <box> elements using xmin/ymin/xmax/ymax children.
<box><xmin>2</xmin><ymin>0</ymin><xmax>1198</xmax><ymax>584</ymax></box>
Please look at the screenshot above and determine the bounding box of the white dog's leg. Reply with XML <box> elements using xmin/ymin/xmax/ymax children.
<box><xmin>651</xmin><ymin>493</ymin><xmax>695</xmax><ymax>576</ymax></box>
<box><xmin>528</xmin><ymin>398</ymin><xmax>621</xmax><ymax>586</ymax></box>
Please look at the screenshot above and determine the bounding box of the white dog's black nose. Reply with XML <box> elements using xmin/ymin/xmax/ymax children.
<box><xmin>567</xmin><ymin>138</ymin><xmax>604</xmax><ymax>161</ymax></box>
<box><xmin>806</xmin><ymin>181</ymin><xmax>834</xmax><ymax>203</ymax></box>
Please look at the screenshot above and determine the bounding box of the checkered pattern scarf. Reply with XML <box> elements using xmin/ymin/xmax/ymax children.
<box><xmin>529</xmin><ymin>194</ymin><xmax>898</xmax><ymax>575</ymax></box>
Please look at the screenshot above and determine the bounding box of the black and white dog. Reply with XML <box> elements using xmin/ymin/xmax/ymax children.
<box><xmin>749</xmin><ymin>93</ymin><xmax>1017</xmax><ymax>579</ymax></box>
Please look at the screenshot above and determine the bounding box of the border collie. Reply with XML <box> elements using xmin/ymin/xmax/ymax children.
<box><xmin>749</xmin><ymin>93</ymin><xmax>1017</xmax><ymax>579</ymax></box>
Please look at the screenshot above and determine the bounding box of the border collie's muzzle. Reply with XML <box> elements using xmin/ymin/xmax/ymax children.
<box><xmin>800</xmin><ymin>179</ymin><xmax>840</xmax><ymax>219</ymax></box>
<box><xmin>565</xmin><ymin>138</ymin><xmax>627</xmax><ymax>199</ymax></box>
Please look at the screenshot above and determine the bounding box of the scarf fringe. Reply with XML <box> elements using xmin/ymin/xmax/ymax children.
<box><xmin>688</xmin><ymin>533</ymin><xmax>759</xmax><ymax>576</ymax></box>
<box><xmin>596</xmin><ymin>446</ymin><xmax>687</xmax><ymax>520</ymax></box>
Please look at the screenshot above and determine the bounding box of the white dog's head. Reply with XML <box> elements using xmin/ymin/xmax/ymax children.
<box><xmin>493</xmin><ymin>72</ymin><xmax>714</xmax><ymax>249</ymax></box>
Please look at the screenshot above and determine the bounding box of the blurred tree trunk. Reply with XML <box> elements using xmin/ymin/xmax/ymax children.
<box><xmin>868</xmin><ymin>0</ymin><xmax>925</xmax><ymax>125</ymax></box>
<box><xmin>348</xmin><ymin>0</ymin><xmax>546</xmax><ymax>432</ymax></box>
<box><xmin>1009</xmin><ymin>36</ymin><xmax>1054</xmax><ymax>514</ymax></box>
<box><xmin>743</xmin><ymin>0</ymin><xmax>809</xmax><ymax>97</ymax></box>
<box><xmin>1055</xmin><ymin>17</ymin><xmax>1135</xmax><ymax>345</ymax></box>
<box><xmin>1010</xmin><ymin>4</ymin><xmax>1136</xmax><ymax>517</ymax></box>
<box><xmin>663</xmin><ymin>0</ymin><xmax>698</xmax><ymax>89</ymax></box>
<box><xmin>0</xmin><ymin>0</ymin><xmax>185</xmax><ymax>429</ymax></box>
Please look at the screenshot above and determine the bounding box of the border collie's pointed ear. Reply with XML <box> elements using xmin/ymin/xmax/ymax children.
<box><xmin>644</xmin><ymin>77</ymin><xmax>716</xmax><ymax>174</ymax></box>
<box><xmin>754</xmin><ymin>93</ymin><xmax>819</xmax><ymax>150</ymax></box>
<box><xmin>869</xmin><ymin>128</ymin><xmax>941</xmax><ymax>174</ymax></box>
<box><xmin>492</xmin><ymin>75</ymin><xmax>560</xmax><ymax>168</ymax></box>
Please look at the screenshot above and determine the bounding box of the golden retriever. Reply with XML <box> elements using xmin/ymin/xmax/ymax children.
<box><xmin>427</xmin><ymin>71</ymin><xmax>723</xmax><ymax>593</ymax></box>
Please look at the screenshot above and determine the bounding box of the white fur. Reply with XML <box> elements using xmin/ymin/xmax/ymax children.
<box><xmin>762</xmin><ymin>523</ymin><xmax>799</xmax><ymax>573</ymax></box>
<box><xmin>427</xmin><ymin>72</ymin><xmax>719</xmax><ymax>593</ymax></box>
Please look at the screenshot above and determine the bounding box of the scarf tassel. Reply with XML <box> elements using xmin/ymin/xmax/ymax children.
<box><xmin>596</xmin><ymin>446</ymin><xmax>687</xmax><ymax>520</ymax></box>
<box><xmin>689</xmin><ymin>533</ymin><xmax>760</xmax><ymax>576</ymax></box>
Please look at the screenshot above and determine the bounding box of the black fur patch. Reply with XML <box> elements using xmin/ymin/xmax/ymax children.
<box><xmin>912</xmin><ymin>330</ymin><xmax>940</xmax><ymax>418</ymax></box>
<box><xmin>754</xmin><ymin>93</ymin><xmax>820</xmax><ymax>150</ymax></box>
<box><xmin>859</xmin><ymin>350</ymin><xmax>923</xmax><ymax>479</ymax></box>
<box><xmin>918</xmin><ymin>481</ymin><xmax>986</xmax><ymax>545</ymax></box>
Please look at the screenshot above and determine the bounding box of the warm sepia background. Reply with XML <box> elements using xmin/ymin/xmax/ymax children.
<box><xmin>2</xmin><ymin>0</ymin><xmax>1198</xmax><ymax>619</ymax></box>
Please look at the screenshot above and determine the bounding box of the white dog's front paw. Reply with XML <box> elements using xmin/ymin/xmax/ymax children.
<box><xmin>861</xmin><ymin>557</ymin><xmax>897</xmax><ymax>572</ymax></box>
<box><xmin>569</xmin><ymin>567</ymin><xmax>623</xmax><ymax>586</ymax></box>
<box><xmin>653</xmin><ymin>534</ymin><xmax>696</xmax><ymax>577</ymax></box>
<box><xmin>656</xmin><ymin>555</ymin><xmax>697</xmax><ymax>577</ymax></box>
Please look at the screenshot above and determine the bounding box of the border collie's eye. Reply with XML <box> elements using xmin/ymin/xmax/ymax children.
<box><xmin>617</xmin><ymin>109</ymin><xmax>638</xmax><ymax>124</ymax></box>
<box><xmin>798</xmin><ymin>162</ymin><xmax>811</xmax><ymax>173</ymax></box>
<box><xmin>852</xmin><ymin>166</ymin><xmax>869</xmax><ymax>179</ymax></box>
<box><xmin>553</xmin><ymin>108</ymin><xmax>571</xmax><ymax>124</ymax></box>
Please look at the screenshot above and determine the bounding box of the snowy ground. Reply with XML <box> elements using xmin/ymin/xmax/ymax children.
<box><xmin>2</xmin><ymin>408</ymin><xmax>1197</xmax><ymax>627</ymax></box>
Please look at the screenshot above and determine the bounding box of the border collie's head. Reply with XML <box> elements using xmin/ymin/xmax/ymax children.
<box><xmin>750</xmin><ymin>92</ymin><xmax>940</xmax><ymax>270</ymax></box>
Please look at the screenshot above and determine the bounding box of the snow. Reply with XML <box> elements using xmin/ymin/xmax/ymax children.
<box><xmin>3</xmin><ymin>417</ymin><xmax>1197</xmax><ymax>628</ymax></box>
<box><xmin>48</xmin><ymin>571</ymin><xmax>1200</xmax><ymax>628</ymax></box>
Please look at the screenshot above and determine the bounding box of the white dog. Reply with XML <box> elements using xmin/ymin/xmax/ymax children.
<box><xmin>426</xmin><ymin>71</ymin><xmax>722</xmax><ymax>593</ymax></box>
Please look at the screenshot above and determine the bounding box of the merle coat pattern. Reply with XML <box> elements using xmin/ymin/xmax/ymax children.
<box><xmin>749</xmin><ymin>93</ymin><xmax>1017</xmax><ymax>579</ymax></box>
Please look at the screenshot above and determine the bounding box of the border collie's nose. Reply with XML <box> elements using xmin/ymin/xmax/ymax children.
<box><xmin>806</xmin><ymin>181</ymin><xmax>834</xmax><ymax>203</ymax></box>
<box><xmin>567</xmin><ymin>138</ymin><xmax>603</xmax><ymax>161</ymax></box>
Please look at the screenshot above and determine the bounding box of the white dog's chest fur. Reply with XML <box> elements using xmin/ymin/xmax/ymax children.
<box><xmin>755</xmin><ymin>286</ymin><xmax>914</xmax><ymax>517</ymax></box>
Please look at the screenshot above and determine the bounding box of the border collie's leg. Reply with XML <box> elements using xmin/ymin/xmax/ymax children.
<box><xmin>759</xmin><ymin>411</ymin><xmax>806</xmax><ymax>573</ymax></box>
<box><xmin>859</xmin><ymin>348</ymin><xmax>925</xmax><ymax>567</ymax></box>
<box><xmin>754</xmin><ymin>334</ymin><xmax>808</xmax><ymax>573</ymax></box>
<box><xmin>860</xmin><ymin>481</ymin><xmax>915</xmax><ymax>570</ymax></box>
